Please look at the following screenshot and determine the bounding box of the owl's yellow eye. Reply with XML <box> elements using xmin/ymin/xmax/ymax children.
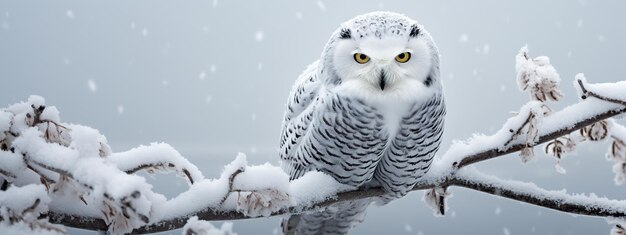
<box><xmin>353</xmin><ymin>53</ymin><xmax>370</xmax><ymax>64</ymax></box>
<box><xmin>395</xmin><ymin>52</ymin><xmax>411</xmax><ymax>63</ymax></box>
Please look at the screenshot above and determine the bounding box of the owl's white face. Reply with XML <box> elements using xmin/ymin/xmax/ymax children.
<box><xmin>331</xmin><ymin>36</ymin><xmax>434</xmax><ymax>99</ymax></box>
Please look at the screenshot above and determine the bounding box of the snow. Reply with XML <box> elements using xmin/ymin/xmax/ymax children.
<box><xmin>0</xmin><ymin>222</ymin><xmax>65</xmax><ymax>235</ymax></box>
<box><xmin>316</xmin><ymin>0</ymin><xmax>327</xmax><ymax>11</ymax></box>
<box><xmin>516</xmin><ymin>47</ymin><xmax>562</xmax><ymax>102</ymax></box>
<box><xmin>12</xmin><ymin>127</ymin><xmax>81</xmax><ymax>171</ymax></box>
<box><xmin>0</xmin><ymin>110</ymin><xmax>12</xmax><ymax>137</ymax></box>
<box><xmin>456</xmin><ymin>168</ymin><xmax>626</xmax><ymax>217</ymax></box>
<box><xmin>87</xmin><ymin>80</ymin><xmax>97</xmax><ymax>92</ymax></box>
<box><xmin>109</xmin><ymin>143</ymin><xmax>205</xmax><ymax>184</ymax></box>
<box><xmin>40</xmin><ymin>106</ymin><xmax>60</xmax><ymax>123</ymax></box>
<box><xmin>153</xmin><ymin>154</ymin><xmax>246</xmax><ymax>220</ymax></box>
<box><xmin>576</xmin><ymin>73</ymin><xmax>626</xmax><ymax>102</ymax></box>
<box><xmin>68</xmin><ymin>124</ymin><xmax>110</xmax><ymax>158</ymax></box>
<box><xmin>289</xmin><ymin>171</ymin><xmax>354</xmax><ymax>208</ymax></box>
<box><xmin>0</xmin><ymin>184</ymin><xmax>63</xmax><ymax>235</ymax></box>
<box><xmin>66</xmin><ymin>10</ymin><xmax>74</xmax><ymax>19</ymax></box>
<box><xmin>255</xmin><ymin>31</ymin><xmax>264</xmax><ymax>42</ymax></box>
<box><xmin>0</xmin><ymin>151</ymin><xmax>27</xmax><ymax>179</ymax></box>
<box><xmin>2</xmin><ymin>67</ymin><xmax>626</xmax><ymax>234</ymax></box>
<box><xmin>458</xmin><ymin>34</ymin><xmax>468</xmax><ymax>43</ymax></box>
<box><xmin>432</xmin><ymin>101</ymin><xmax>545</xmax><ymax>172</ymax></box>
<box><xmin>0</xmin><ymin>184</ymin><xmax>50</xmax><ymax>216</ymax></box>
<box><xmin>432</xmin><ymin>71</ymin><xmax>626</xmax><ymax>177</ymax></box>
<box><xmin>182</xmin><ymin>216</ymin><xmax>235</xmax><ymax>235</ymax></box>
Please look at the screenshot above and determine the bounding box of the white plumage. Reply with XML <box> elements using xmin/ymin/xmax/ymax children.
<box><xmin>279</xmin><ymin>12</ymin><xmax>446</xmax><ymax>235</ymax></box>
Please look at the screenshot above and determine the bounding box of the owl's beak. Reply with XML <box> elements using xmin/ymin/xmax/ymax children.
<box><xmin>379</xmin><ymin>70</ymin><xmax>386</xmax><ymax>90</ymax></box>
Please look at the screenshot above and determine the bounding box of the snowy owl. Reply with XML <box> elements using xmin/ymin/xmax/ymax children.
<box><xmin>279</xmin><ymin>12</ymin><xmax>445</xmax><ymax>234</ymax></box>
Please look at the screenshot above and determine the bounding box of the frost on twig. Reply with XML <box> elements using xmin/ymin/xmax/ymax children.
<box><xmin>182</xmin><ymin>216</ymin><xmax>236</xmax><ymax>235</ymax></box>
<box><xmin>2</xmin><ymin>45</ymin><xmax>626</xmax><ymax>234</ymax></box>
<box><xmin>0</xmin><ymin>96</ymin><xmax>177</xmax><ymax>234</ymax></box>
<box><xmin>611</xmin><ymin>224</ymin><xmax>626</xmax><ymax>235</ymax></box>
<box><xmin>423</xmin><ymin>187</ymin><xmax>450</xmax><ymax>217</ymax></box>
<box><xmin>220</xmin><ymin>156</ymin><xmax>291</xmax><ymax>217</ymax></box>
<box><xmin>516</xmin><ymin>46</ymin><xmax>563</xmax><ymax>102</ymax></box>
<box><xmin>0</xmin><ymin>184</ymin><xmax>66</xmax><ymax>234</ymax></box>
<box><xmin>110</xmin><ymin>143</ymin><xmax>205</xmax><ymax>185</ymax></box>
<box><xmin>509</xmin><ymin>47</ymin><xmax>566</xmax><ymax>164</ymax></box>
<box><xmin>605</xmin><ymin>120</ymin><xmax>626</xmax><ymax>185</ymax></box>
<box><xmin>502</xmin><ymin>101</ymin><xmax>549</xmax><ymax>163</ymax></box>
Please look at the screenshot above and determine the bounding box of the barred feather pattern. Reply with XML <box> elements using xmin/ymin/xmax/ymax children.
<box><xmin>279</xmin><ymin>64</ymin><xmax>445</xmax><ymax>235</ymax></box>
<box><xmin>375</xmin><ymin>95</ymin><xmax>445</xmax><ymax>198</ymax></box>
<box><xmin>280</xmin><ymin>73</ymin><xmax>445</xmax><ymax>192</ymax></box>
<box><xmin>279</xmin><ymin>11</ymin><xmax>444</xmax><ymax>235</ymax></box>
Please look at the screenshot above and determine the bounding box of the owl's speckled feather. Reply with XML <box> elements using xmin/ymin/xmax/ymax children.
<box><xmin>279</xmin><ymin>12</ymin><xmax>446</xmax><ymax>235</ymax></box>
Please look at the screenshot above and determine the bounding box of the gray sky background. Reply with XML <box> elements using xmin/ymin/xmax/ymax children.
<box><xmin>2</xmin><ymin>0</ymin><xmax>626</xmax><ymax>234</ymax></box>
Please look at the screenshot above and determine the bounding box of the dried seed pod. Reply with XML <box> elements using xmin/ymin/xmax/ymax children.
<box><xmin>609</xmin><ymin>138</ymin><xmax>626</xmax><ymax>161</ymax></box>
<box><xmin>520</xmin><ymin>145</ymin><xmax>535</xmax><ymax>163</ymax></box>
<box><xmin>545</xmin><ymin>139</ymin><xmax>564</xmax><ymax>160</ymax></box>
<box><xmin>611</xmin><ymin>224</ymin><xmax>626</xmax><ymax>235</ymax></box>
<box><xmin>423</xmin><ymin>187</ymin><xmax>450</xmax><ymax>217</ymax></box>
<box><xmin>583</xmin><ymin>120</ymin><xmax>609</xmax><ymax>141</ymax></box>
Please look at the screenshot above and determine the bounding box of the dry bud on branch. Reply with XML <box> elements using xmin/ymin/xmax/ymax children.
<box><xmin>516</xmin><ymin>47</ymin><xmax>563</xmax><ymax>102</ymax></box>
<box><xmin>423</xmin><ymin>187</ymin><xmax>450</xmax><ymax>217</ymax></box>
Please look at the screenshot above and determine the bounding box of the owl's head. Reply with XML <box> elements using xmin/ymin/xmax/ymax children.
<box><xmin>321</xmin><ymin>12</ymin><xmax>440</xmax><ymax>99</ymax></box>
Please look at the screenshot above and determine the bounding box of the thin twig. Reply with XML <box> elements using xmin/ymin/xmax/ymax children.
<box><xmin>457</xmin><ymin>107</ymin><xmax>626</xmax><ymax>168</ymax></box>
<box><xmin>42</xmin><ymin>80</ymin><xmax>626</xmax><ymax>233</ymax></box>
<box><xmin>578</xmin><ymin>79</ymin><xmax>626</xmax><ymax>106</ymax></box>
<box><xmin>125</xmin><ymin>163</ymin><xmax>196</xmax><ymax>185</ymax></box>
<box><xmin>503</xmin><ymin>112</ymin><xmax>534</xmax><ymax>147</ymax></box>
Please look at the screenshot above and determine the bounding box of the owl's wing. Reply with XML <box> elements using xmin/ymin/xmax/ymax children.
<box><xmin>279</xmin><ymin>61</ymin><xmax>322</xmax><ymax>179</ymax></box>
<box><xmin>374</xmin><ymin>93</ymin><xmax>446</xmax><ymax>198</ymax></box>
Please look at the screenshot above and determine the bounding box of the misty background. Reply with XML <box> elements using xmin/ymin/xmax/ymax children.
<box><xmin>1</xmin><ymin>0</ymin><xmax>626</xmax><ymax>234</ymax></box>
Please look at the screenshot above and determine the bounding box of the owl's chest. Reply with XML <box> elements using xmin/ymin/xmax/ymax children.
<box><xmin>319</xmin><ymin>94</ymin><xmax>416</xmax><ymax>146</ymax></box>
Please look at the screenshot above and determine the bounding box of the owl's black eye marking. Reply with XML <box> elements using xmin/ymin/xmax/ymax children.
<box><xmin>339</xmin><ymin>28</ymin><xmax>352</xmax><ymax>39</ymax></box>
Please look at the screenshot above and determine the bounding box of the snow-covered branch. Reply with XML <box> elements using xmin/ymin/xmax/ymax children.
<box><xmin>3</xmin><ymin>47</ymin><xmax>626</xmax><ymax>234</ymax></box>
<box><xmin>44</xmin><ymin>75</ymin><xmax>626</xmax><ymax>233</ymax></box>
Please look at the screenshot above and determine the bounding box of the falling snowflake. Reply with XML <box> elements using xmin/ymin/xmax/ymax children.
<box><xmin>87</xmin><ymin>79</ymin><xmax>97</xmax><ymax>92</ymax></box>
<box><xmin>66</xmin><ymin>10</ymin><xmax>75</xmax><ymax>19</ymax></box>
<box><xmin>404</xmin><ymin>224</ymin><xmax>412</xmax><ymax>233</ymax></box>
<box><xmin>317</xmin><ymin>1</ymin><xmax>327</xmax><ymax>11</ymax></box>
<box><xmin>255</xmin><ymin>31</ymin><xmax>264</xmax><ymax>42</ymax></box>
<box><xmin>458</xmin><ymin>34</ymin><xmax>468</xmax><ymax>43</ymax></box>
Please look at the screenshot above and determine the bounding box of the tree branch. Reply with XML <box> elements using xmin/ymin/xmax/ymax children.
<box><xmin>45</xmin><ymin>94</ymin><xmax>626</xmax><ymax>233</ymax></box>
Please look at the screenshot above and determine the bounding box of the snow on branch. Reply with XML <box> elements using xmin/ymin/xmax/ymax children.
<box><xmin>3</xmin><ymin>47</ymin><xmax>626</xmax><ymax>234</ymax></box>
